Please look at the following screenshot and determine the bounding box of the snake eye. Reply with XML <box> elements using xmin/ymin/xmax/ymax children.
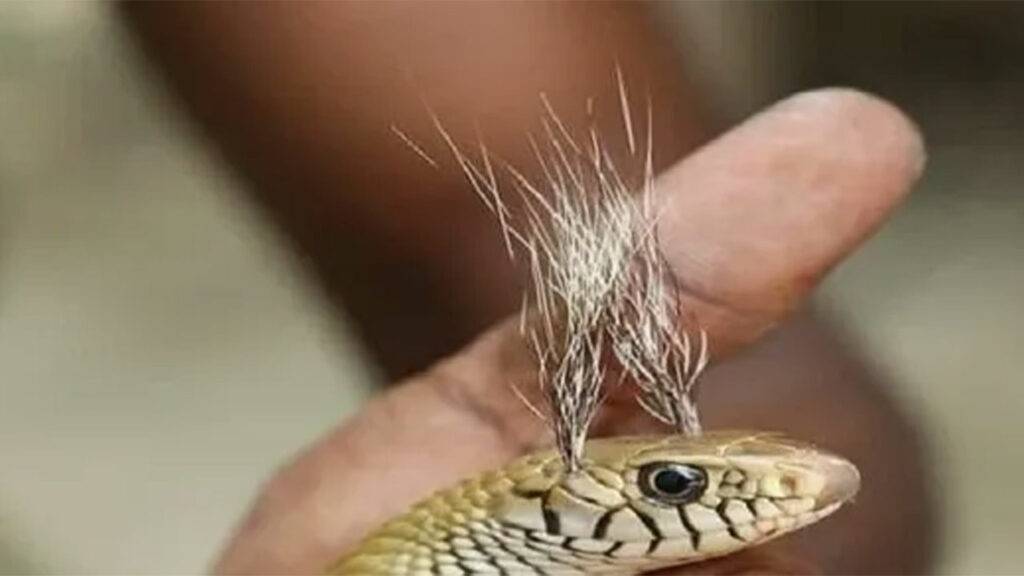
<box><xmin>639</xmin><ymin>462</ymin><xmax>708</xmax><ymax>504</ymax></box>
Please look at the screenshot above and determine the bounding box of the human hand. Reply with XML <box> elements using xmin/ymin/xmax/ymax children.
<box><xmin>213</xmin><ymin>89</ymin><xmax>924</xmax><ymax>575</ymax></box>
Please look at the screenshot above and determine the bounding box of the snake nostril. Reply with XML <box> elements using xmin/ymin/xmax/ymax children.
<box><xmin>781</xmin><ymin>475</ymin><xmax>799</xmax><ymax>495</ymax></box>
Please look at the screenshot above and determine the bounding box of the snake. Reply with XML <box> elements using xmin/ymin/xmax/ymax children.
<box><xmin>329</xmin><ymin>431</ymin><xmax>859</xmax><ymax>575</ymax></box>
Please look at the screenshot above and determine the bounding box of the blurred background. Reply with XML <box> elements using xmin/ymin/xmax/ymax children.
<box><xmin>1</xmin><ymin>2</ymin><xmax>1022</xmax><ymax>574</ymax></box>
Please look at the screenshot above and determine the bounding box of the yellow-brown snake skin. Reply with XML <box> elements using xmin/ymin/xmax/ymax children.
<box><xmin>330</xmin><ymin>431</ymin><xmax>859</xmax><ymax>575</ymax></box>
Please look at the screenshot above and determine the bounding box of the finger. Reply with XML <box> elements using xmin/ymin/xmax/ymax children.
<box><xmin>214</xmin><ymin>89</ymin><xmax>924</xmax><ymax>574</ymax></box>
<box><xmin>657</xmin><ymin>88</ymin><xmax>924</xmax><ymax>355</ymax></box>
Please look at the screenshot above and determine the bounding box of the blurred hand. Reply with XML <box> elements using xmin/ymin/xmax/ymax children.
<box><xmin>213</xmin><ymin>89</ymin><xmax>924</xmax><ymax>576</ymax></box>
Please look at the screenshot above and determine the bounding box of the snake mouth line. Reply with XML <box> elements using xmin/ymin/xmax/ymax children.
<box><xmin>535</xmin><ymin>499</ymin><xmax>845</xmax><ymax>565</ymax></box>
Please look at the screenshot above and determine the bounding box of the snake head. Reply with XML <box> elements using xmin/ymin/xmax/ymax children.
<box><xmin>497</xmin><ymin>430</ymin><xmax>859</xmax><ymax>570</ymax></box>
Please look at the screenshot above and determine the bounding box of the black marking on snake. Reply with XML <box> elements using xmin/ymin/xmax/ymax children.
<box><xmin>745</xmin><ymin>498</ymin><xmax>760</xmax><ymax>520</ymax></box>
<box><xmin>592</xmin><ymin>506</ymin><xmax>626</xmax><ymax>540</ymax></box>
<box><xmin>716</xmin><ymin>499</ymin><xmax>746</xmax><ymax>542</ymax></box>
<box><xmin>568</xmin><ymin>535</ymin><xmax>618</xmax><ymax>561</ymax></box>
<box><xmin>487</xmin><ymin>556</ymin><xmax>508</xmax><ymax>576</ymax></box>
<box><xmin>524</xmin><ymin>531</ymin><xmax>546</xmax><ymax>543</ymax></box>
<box><xmin>514</xmin><ymin>489</ymin><xmax>548</xmax><ymax>499</ymax></box>
<box><xmin>675</xmin><ymin>505</ymin><xmax>701</xmax><ymax>550</ymax></box>
<box><xmin>715</xmin><ymin>498</ymin><xmax>732</xmax><ymax>524</ymax></box>
<box><xmin>565</xmin><ymin>537</ymin><xmax>613</xmax><ymax>558</ymax></box>
<box><xmin>496</xmin><ymin>492</ymin><xmax>549</xmax><ymax>535</ymax></box>
<box><xmin>497</xmin><ymin>520</ymin><xmax>535</xmax><ymax>536</ymax></box>
<box><xmin>727</xmin><ymin>526</ymin><xmax>745</xmax><ymax>541</ymax></box>
<box><xmin>627</xmin><ymin>505</ymin><xmax>663</xmax><ymax>539</ymax></box>
<box><xmin>523</xmin><ymin>536</ymin><xmax>558</xmax><ymax>553</ymax></box>
<box><xmin>723</xmin><ymin>471</ymin><xmax>746</xmax><ymax>486</ymax></box>
<box><xmin>623</xmin><ymin>505</ymin><xmax>667</xmax><ymax>556</ymax></box>
<box><xmin>521</xmin><ymin>532</ymin><xmax>573</xmax><ymax>569</ymax></box>
<box><xmin>490</xmin><ymin>534</ymin><xmax>536</xmax><ymax>571</ymax></box>
<box><xmin>540</xmin><ymin>490</ymin><xmax>562</xmax><ymax>535</ymax></box>
<box><xmin>603</xmin><ymin>541</ymin><xmax>623</xmax><ymax>557</ymax></box>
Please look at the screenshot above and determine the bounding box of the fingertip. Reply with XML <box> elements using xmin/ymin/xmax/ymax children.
<box><xmin>653</xmin><ymin>87</ymin><xmax>927</xmax><ymax>352</ymax></box>
<box><xmin>769</xmin><ymin>87</ymin><xmax>927</xmax><ymax>191</ymax></box>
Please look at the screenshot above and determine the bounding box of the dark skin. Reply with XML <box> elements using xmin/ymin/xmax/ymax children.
<box><xmin>121</xmin><ymin>3</ymin><xmax>934</xmax><ymax>574</ymax></box>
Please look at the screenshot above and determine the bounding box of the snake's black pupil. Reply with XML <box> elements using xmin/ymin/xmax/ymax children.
<box><xmin>639</xmin><ymin>462</ymin><xmax>707</xmax><ymax>503</ymax></box>
<box><xmin>653</xmin><ymin>469</ymin><xmax>691</xmax><ymax>495</ymax></box>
